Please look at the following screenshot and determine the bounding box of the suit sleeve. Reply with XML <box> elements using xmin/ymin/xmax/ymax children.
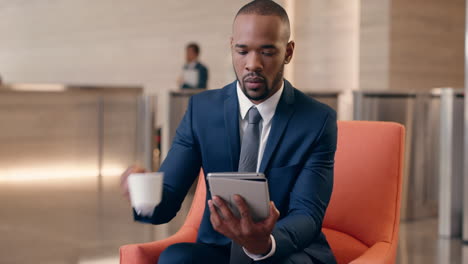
<box><xmin>262</xmin><ymin>111</ymin><xmax>337</xmax><ymax>262</ymax></box>
<box><xmin>134</xmin><ymin>97</ymin><xmax>202</xmax><ymax>224</ymax></box>
<box><xmin>198</xmin><ymin>65</ymin><xmax>208</xmax><ymax>89</ymax></box>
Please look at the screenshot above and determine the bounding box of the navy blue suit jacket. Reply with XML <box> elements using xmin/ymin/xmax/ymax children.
<box><xmin>135</xmin><ymin>80</ymin><xmax>337</xmax><ymax>264</ymax></box>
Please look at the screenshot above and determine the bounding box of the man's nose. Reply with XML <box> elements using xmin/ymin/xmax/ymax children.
<box><xmin>245</xmin><ymin>52</ymin><xmax>263</xmax><ymax>72</ymax></box>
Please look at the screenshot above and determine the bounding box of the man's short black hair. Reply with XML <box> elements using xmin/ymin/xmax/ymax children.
<box><xmin>186</xmin><ymin>43</ymin><xmax>200</xmax><ymax>55</ymax></box>
<box><xmin>235</xmin><ymin>0</ymin><xmax>290</xmax><ymax>39</ymax></box>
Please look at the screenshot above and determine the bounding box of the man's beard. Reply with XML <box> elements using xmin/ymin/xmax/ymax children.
<box><xmin>242</xmin><ymin>72</ymin><xmax>269</xmax><ymax>101</ymax></box>
<box><xmin>235</xmin><ymin>65</ymin><xmax>284</xmax><ymax>101</ymax></box>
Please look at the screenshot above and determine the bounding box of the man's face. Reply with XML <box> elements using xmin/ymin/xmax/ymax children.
<box><xmin>231</xmin><ymin>14</ymin><xmax>293</xmax><ymax>103</ymax></box>
<box><xmin>186</xmin><ymin>47</ymin><xmax>197</xmax><ymax>63</ymax></box>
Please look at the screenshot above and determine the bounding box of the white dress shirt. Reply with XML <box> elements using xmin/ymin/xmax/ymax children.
<box><xmin>236</xmin><ymin>80</ymin><xmax>284</xmax><ymax>260</ymax></box>
<box><xmin>182</xmin><ymin>61</ymin><xmax>199</xmax><ymax>87</ymax></box>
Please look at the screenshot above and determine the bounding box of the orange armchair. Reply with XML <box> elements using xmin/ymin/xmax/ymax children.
<box><xmin>120</xmin><ymin>121</ymin><xmax>405</xmax><ymax>264</ymax></box>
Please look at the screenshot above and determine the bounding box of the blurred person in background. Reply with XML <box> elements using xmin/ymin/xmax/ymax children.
<box><xmin>178</xmin><ymin>42</ymin><xmax>209</xmax><ymax>89</ymax></box>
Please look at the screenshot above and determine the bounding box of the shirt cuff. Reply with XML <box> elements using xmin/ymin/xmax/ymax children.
<box><xmin>242</xmin><ymin>234</ymin><xmax>276</xmax><ymax>261</ymax></box>
<box><xmin>133</xmin><ymin>205</ymin><xmax>155</xmax><ymax>217</ymax></box>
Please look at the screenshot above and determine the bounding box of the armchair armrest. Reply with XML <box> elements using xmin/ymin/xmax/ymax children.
<box><xmin>350</xmin><ymin>242</ymin><xmax>395</xmax><ymax>264</ymax></box>
<box><xmin>119</xmin><ymin>225</ymin><xmax>199</xmax><ymax>264</ymax></box>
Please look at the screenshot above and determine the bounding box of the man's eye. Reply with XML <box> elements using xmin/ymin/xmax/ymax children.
<box><xmin>237</xmin><ymin>51</ymin><xmax>247</xmax><ymax>55</ymax></box>
<box><xmin>262</xmin><ymin>52</ymin><xmax>274</xmax><ymax>56</ymax></box>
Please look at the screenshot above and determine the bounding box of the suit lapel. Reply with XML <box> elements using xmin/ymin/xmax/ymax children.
<box><xmin>224</xmin><ymin>82</ymin><xmax>241</xmax><ymax>171</ymax></box>
<box><xmin>259</xmin><ymin>80</ymin><xmax>296</xmax><ymax>173</ymax></box>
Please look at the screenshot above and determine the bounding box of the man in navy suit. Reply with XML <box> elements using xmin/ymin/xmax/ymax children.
<box><xmin>122</xmin><ymin>1</ymin><xmax>337</xmax><ymax>263</ymax></box>
<box><xmin>179</xmin><ymin>42</ymin><xmax>209</xmax><ymax>89</ymax></box>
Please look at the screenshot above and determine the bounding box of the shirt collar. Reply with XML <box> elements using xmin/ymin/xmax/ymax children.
<box><xmin>186</xmin><ymin>61</ymin><xmax>197</xmax><ymax>68</ymax></box>
<box><xmin>236</xmin><ymin>80</ymin><xmax>284</xmax><ymax>123</ymax></box>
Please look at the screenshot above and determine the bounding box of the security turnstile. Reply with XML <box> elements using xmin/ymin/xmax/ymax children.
<box><xmin>305</xmin><ymin>91</ymin><xmax>340</xmax><ymax>112</ymax></box>
<box><xmin>162</xmin><ymin>89</ymin><xmax>205</xmax><ymax>159</ymax></box>
<box><xmin>353</xmin><ymin>91</ymin><xmax>441</xmax><ymax>220</ymax></box>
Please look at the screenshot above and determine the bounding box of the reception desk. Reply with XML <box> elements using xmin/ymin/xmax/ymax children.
<box><xmin>0</xmin><ymin>84</ymin><xmax>154</xmax><ymax>181</ymax></box>
<box><xmin>0</xmin><ymin>84</ymin><xmax>163</xmax><ymax>263</ymax></box>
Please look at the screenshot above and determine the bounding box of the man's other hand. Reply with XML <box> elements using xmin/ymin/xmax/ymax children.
<box><xmin>208</xmin><ymin>194</ymin><xmax>280</xmax><ymax>255</ymax></box>
<box><xmin>120</xmin><ymin>165</ymin><xmax>146</xmax><ymax>201</ymax></box>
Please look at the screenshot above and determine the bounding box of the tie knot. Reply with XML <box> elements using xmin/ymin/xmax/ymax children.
<box><xmin>247</xmin><ymin>107</ymin><xmax>262</xmax><ymax>124</ymax></box>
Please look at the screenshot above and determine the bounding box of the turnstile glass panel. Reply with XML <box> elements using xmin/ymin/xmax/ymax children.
<box><xmin>354</xmin><ymin>92</ymin><xmax>440</xmax><ymax>220</ymax></box>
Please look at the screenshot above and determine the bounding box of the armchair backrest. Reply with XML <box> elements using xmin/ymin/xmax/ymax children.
<box><xmin>322</xmin><ymin>121</ymin><xmax>405</xmax><ymax>263</ymax></box>
<box><xmin>182</xmin><ymin>171</ymin><xmax>207</xmax><ymax>231</ymax></box>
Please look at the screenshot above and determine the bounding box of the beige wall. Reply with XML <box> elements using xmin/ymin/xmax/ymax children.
<box><xmin>293</xmin><ymin>0</ymin><xmax>359</xmax><ymax>92</ymax></box>
<box><xmin>390</xmin><ymin>0</ymin><xmax>465</xmax><ymax>90</ymax></box>
<box><xmin>359</xmin><ymin>0</ymin><xmax>465</xmax><ymax>91</ymax></box>
<box><xmin>292</xmin><ymin>0</ymin><xmax>359</xmax><ymax>120</ymax></box>
<box><xmin>360</xmin><ymin>0</ymin><xmax>391</xmax><ymax>91</ymax></box>
<box><xmin>0</xmin><ymin>0</ymin><xmax>246</xmax><ymax>88</ymax></box>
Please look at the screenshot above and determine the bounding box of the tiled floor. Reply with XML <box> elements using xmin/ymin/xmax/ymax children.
<box><xmin>0</xmin><ymin>175</ymin><xmax>466</xmax><ymax>264</ymax></box>
<box><xmin>397</xmin><ymin>218</ymin><xmax>466</xmax><ymax>264</ymax></box>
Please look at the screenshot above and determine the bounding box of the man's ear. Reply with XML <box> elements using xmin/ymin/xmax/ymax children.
<box><xmin>285</xmin><ymin>41</ymin><xmax>295</xmax><ymax>64</ymax></box>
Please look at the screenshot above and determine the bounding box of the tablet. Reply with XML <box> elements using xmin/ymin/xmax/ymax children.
<box><xmin>207</xmin><ymin>172</ymin><xmax>270</xmax><ymax>222</ymax></box>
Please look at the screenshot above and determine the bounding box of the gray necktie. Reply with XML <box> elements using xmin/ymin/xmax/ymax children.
<box><xmin>238</xmin><ymin>107</ymin><xmax>262</xmax><ymax>172</ymax></box>
<box><xmin>230</xmin><ymin>106</ymin><xmax>262</xmax><ymax>264</ymax></box>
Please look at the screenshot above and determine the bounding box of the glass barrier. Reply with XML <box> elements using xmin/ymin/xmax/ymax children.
<box><xmin>353</xmin><ymin>90</ymin><xmax>441</xmax><ymax>221</ymax></box>
<box><xmin>305</xmin><ymin>91</ymin><xmax>340</xmax><ymax>112</ymax></box>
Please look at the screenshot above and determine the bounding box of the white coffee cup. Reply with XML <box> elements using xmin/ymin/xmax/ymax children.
<box><xmin>128</xmin><ymin>172</ymin><xmax>164</xmax><ymax>216</ymax></box>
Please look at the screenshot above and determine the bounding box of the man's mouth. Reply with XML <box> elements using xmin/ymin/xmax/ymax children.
<box><xmin>244</xmin><ymin>77</ymin><xmax>265</xmax><ymax>89</ymax></box>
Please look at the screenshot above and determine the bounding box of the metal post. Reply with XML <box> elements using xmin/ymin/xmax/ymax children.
<box><xmin>353</xmin><ymin>91</ymin><xmax>363</xmax><ymax>120</ymax></box>
<box><xmin>464</xmin><ymin>0</ymin><xmax>468</xmax><ymax>242</ymax></box>
<box><xmin>96</xmin><ymin>96</ymin><xmax>104</xmax><ymax>239</ymax></box>
<box><xmin>438</xmin><ymin>88</ymin><xmax>463</xmax><ymax>238</ymax></box>
<box><xmin>136</xmin><ymin>95</ymin><xmax>155</xmax><ymax>172</ymax></box>
<box><xmin>142</xmin><ymin>96</ymin><xmax>155</xmax><ymax>171</ymax></box>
